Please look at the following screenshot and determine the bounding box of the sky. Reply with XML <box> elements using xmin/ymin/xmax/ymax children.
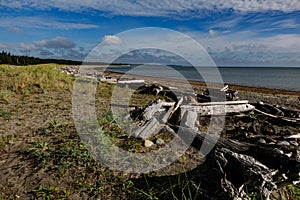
<box><xmin>0</xmin><ymin>0</ymin><xmax>300</xmax><ymax>66</ymax></box>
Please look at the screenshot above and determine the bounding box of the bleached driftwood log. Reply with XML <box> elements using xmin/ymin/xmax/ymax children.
<box><xmin>131</xmin><ymin>118</ymin><xmax>162</xmax><ymax>139</ymax></box>
<box><xmin>118</xmin><ymin>79</ymin><xmax>145</xmax><ymax>84</ymax></box>
<box><xmin>142</xmin><ymin>100</ymin><xmax>164</xmax><ymax>121</ymax></box>
<box><xmin>181</xmin><ymin>103</ymin><xmax>255</xmax><ymax>116</ymax></box>
<box><xmin>130</xmin><ymin>100</ymin><xmax>176</xmax><ymax>139</ymax></box>
<box><xmin>190</xmin><ymin>100</ymin><xmax>249</xmax><ymax>106</ymax></box>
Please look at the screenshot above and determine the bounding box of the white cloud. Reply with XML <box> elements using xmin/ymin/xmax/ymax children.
<box><xmin>35</xmin><ymin>37</ymin><xmax>75</xmax><ymax>49</ymax></box>
<box><xmin>271</xmin><ymin>19</ymin><xmax>299</xmax><ymax>29</ymax></box>
<box><xmin>19</xmin><ymin>42</ymin><xmax>39</xmax><ymax>50</ymax></box>
<box><xmin>102</xmin><ymin>35</ymin><xmax>123</xmax><ymax>45</ymax></box>
<box><xmin>19</xmin><ymin>37</ymin><xmax>75</xmax><ymax>51</ymax></box>
<box><xmin>188</xmin><ymin>29</ymin><xmax>300</xmax><ymax>53</ymax></box>
<box><xmin>0</xmin><ymin>16</ymin><xmax>98</xmax><ymax>30</ymax></box>
<box><xmin>209</xmin><ymin>29</ymin><xmax>217</xmax><ymax>38</ymax></box>
<box><xmin>259</xmin><ymin>34</ymin><xmax>300</xmax><ymax>51</ymax></box>
<box><xmin>1</xmin><ymin>0</ymin><xmax>300</xmax><ymax>17</ymax></box>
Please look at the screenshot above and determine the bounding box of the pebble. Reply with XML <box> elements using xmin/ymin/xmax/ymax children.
<box><xmin>144</xmin><ymin>140</ymin><xmax>154</xmax><ymax>147</ymax></box>
<box><xmin>269</xmin><ymin>142</ymin><xmax>276</xmax><ymax>145</ymax></box>
<box><xmin>257</xmin><ymin>138</ymin><xmax>266</xmax><ymax>144</ymax></box>
<box><xmin>290</xmin><ymin>141</ymin><xmax>299</xmax><ymax>146</ymax></box>
<box><xmin>278</xmin><ymin>141</ymin><xmax>290</xmax><ymax>146</ymax></box>
<box><xmin>285</xmin><ymin>152</ymin><xmax>293</xmax><ymax>158</ymax></box>
<box><xmin>277</xmin><ymin>149</ymin><xmax>284</xmax><ymax>154</ymax></box>
<box><xmin>156</xmin><ymin>138</ymin><xmax>165</xmax><ymax>145</ymax></box>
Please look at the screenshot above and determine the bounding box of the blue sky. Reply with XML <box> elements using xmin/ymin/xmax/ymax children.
<box><xmin>0</xmin><ymin>0</ymin><xmax>300</xmax><ymax>66</ymax></box>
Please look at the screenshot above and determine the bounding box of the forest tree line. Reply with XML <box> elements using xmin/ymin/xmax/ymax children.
<box><xmin>0</xmin><ymin>51</ymin><xmax>82</xmax><ymax>65</ymax></box>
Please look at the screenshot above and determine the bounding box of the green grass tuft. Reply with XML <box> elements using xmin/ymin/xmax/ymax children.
<box><xmin>0</xmin><ymin>64</ymin><xmax>73</xmax><ymax>101</ymax></box>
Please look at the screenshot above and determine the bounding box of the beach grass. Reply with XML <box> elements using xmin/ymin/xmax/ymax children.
<box><xmin>0</xmin><ymin>64</ymin><xmax>73</xmax><ymax>101</ymax></box>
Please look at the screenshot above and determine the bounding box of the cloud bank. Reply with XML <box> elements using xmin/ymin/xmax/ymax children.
<box><xmin>20</xmin><ymin>37</ymin><xmax>75</xmax><ymax>50</ymax></box>
<box><xmin>1</xmin><ymin>0</ymin><xmax>300</xmax><ymax>18</ymax></box>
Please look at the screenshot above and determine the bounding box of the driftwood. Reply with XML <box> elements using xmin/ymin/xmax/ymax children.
<box><xmin>168</xmin><ymin>97</ymin><xmax>183</xmax><ymax>119</ymax></box>
<box><xmin>129</xmin><ymin>100</ymin><xmax>176</xmax><ymax>139</ymax></box>
<box><xmin>142</xmin><ymin>100</ymin><xmax>163</xmax><ymax>121</ymax></box>
<box><xmin>173</xmin><ymin>126</ymin><xmax>300</xmax><ymax>175</ymax></box>
<box><xmin>171</xmin><ymin>126</ymin><xmax>300</xmax><ymax>199</ymax></box>
<box><xmin>129</xmin><ymin>98</ymin><xmax>255</xmax><ymax>139</ymax></box>
<box><xmin>189</xmin><ymin>100</ymin><xmax>249</xmax><ymax>106</ymax></box>
<box><xmin>99</xmin><ymin>77</ymin><xmax>118</xmax><ymax>84</ymax></box>
<box><xmin>123</xmin><ymin>85</ymin><xmax>300</xmax><ymax>199</ymax></box>
<box><xmin>254</xmin><ymin>102</ymin><xmax>284</xmax><ymax>116</ymax></box>
<box><xmin>287</xmin><ymin>134</ymin><xmax>300</xmax><ymax>139</ymax></box>
<box><xmin>197</xmin><ymin>86</ymin><xmax>239</xmax><ymax>102</ymax></box>
<box><xmin>131</xmin><ymin>118</ymin><xmax>162</xmax><ymax>139</ymax></box>
<box><xmin>118</xmin><ymin>79</ymin><xmax>145</xmax><ymax>84</ymax></box>
<box><xmin>254</xmin><ymin>108</ymin><xmax>300</xmax><ymax>124</ymax></box>
<box><xmin>181</xmin><ymin>110</ymin><xmax>198</xmax><ymax>130</ymax></box>
<box><xmin>161</xmin><ymin>105</ymin><xmax>175</xmax><ymax>124</ymax></box>
<box><xmin>181</xmin><ymin>103</ymin><xmax>255</xmax><ymax>116</ymax></box>
<box><xmin>137</xmin><ymin>84</ymin><xmax>178</xmax><ymax>101</ymax></box>
<box><xmin>254</xmin><ymin>102</ymin><xmax>300</xmax><ymax>119</ymax></box>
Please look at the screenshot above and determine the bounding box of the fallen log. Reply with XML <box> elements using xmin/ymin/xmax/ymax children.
<box><xmin>161</xmin><ymin>101</ymin><xmax>176</xmax><ymax>107</ymax></box>
<box><xmin>254</xmin><ymin>108</ymin><xmax>300</xmax><ymax>124</ymax></box>
<box><xmin>279</xmin><ymin>107</ymin><xmax>300</xmax><ymax>118</ymax></box>
<box><xmin>170</xmin><ymin>125</ymin><xmax>300</xmax><ymax>199</ymax></box>
<box><xmin>122</xmin><ymin>85</ymin><xmax>300</xmax><ymax>198</ymax></box>
<box><xmin>212</xmin><ymin>147</ymin><xmax>277</xmax><ymax>199</ymax></box>
<box><xmin>220</xmin><ymin>85</ymin><xmax>229</xmax><ymax>92</ymax></box>
<box><xmin>142</xmin><ymin>100</ymin><xmax>163</xmax><ymax>121</ymax></box>
<box><xmin>254</xmin><ymin>102</ymin><xmax>284</xmax><ymax>116</ymax></box>
<box><xmin>286</xmin><ymin>134</ymin><xmax>300</xmax><ymax>139</ymax></box>
<box><xmin>118</xmin><ymin>79</ymin><xmax>145</xmax><ymax>84</ymax></box>
<box><xmin>128</xmin><ymin>99</ymin><xmax>176</xmax><ymax>139</ymax></box>
<box><xmin>131</xmin><ymin>118</ymin><xmax>162</xmax><ymax>139</ymax></box>
<box><xmin>189</xmin><ymin>100</ymin><xmax>249</xmax><ymax>106</ymax></box>
<box><xmin>181</xmin><ymin>103</ymin><xmax>255</xmax><ymax>116</ymax></box>
<box><xmin>171</xmin><ymin>126</ymin><xmax>300</xmax><ymax>179</ymax></box>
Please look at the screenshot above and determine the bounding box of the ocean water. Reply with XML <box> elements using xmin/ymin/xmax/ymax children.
<box><xmin>107</xmin><ymin>65</ymin><xmax>300</xmax><ymax>91</ymax></box>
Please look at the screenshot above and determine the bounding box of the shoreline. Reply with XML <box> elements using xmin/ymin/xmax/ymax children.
<box><xmin>60</xmin><ymin>65</ymin><xmax>300</xmax><ymax>95</ymax></box>
<box><xmin>104</xmin><ymin>70</ymin><xmax>300</xmax><ymax>110</ymax></box>
<box><xmin>104</xmin><ymin>70</ymin><xmax>300</xmax><ymax>96</ymax></box>
<box><xmin>58</xmin><ymin>64</ymin><xmax>300</xmax><ymax>109</ymax></box>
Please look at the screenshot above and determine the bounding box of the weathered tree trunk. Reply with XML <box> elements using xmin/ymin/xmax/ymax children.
<box><xmin>181</xmin><ymin>103</ymin><xmax>255</xmax><ymax>116</ymax></box>
<box><xmin>171</xmin><ymin>125</ymin><xmax>300</xmax><ymax>199</ymax></box>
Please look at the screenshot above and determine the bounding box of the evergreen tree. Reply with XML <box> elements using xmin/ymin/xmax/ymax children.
<box><xmin>0</xmin><ymin>51</ymin><xmax>82</xmax><ymax>65</ymax></box>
